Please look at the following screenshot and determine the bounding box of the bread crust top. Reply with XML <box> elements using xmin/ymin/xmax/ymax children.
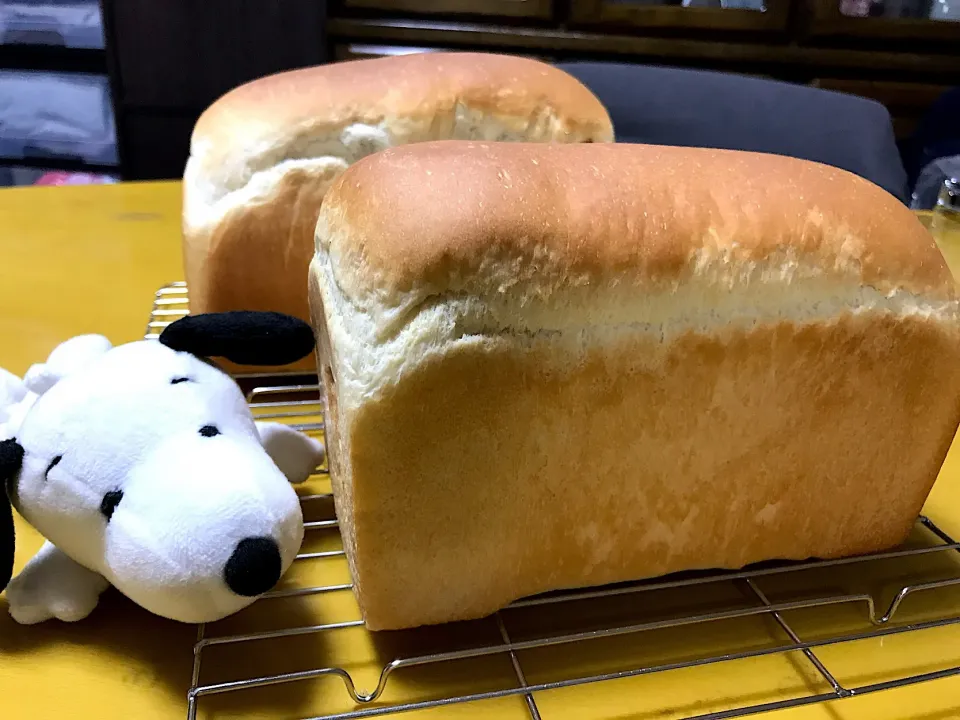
<box><xmin>186</xmin><ymin>53</ymin><xmax>614</xmax><ymax>209</ymax></box>
<box><xmin>316</xmin><ymin>140</ymin><xmax>954</xmax><ymax>311</ymax></box>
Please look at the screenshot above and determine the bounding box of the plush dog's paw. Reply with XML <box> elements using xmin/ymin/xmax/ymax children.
<box><xmin>256</xmin><ymin>421</ymin><xmax>326</xmax><ymax>484</ymax></box>
<box><xmin>5</xmin><ymin>542</ymin><xmax>109</xmax><ymax>624</ymax></box>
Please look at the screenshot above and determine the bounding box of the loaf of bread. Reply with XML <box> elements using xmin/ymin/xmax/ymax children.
<box><xmin>182</xmin><ymin>52</ymin><xmax>613</xmax><ymax>371</ymax></box>
<box><xmin>308</xmin><ymin>140</ymin><xmax>960</xmax><ymax>631</ymax></box>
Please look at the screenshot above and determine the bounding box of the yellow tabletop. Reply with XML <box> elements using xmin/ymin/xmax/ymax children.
<box><xmin>1</xmin><ymin>182</ymin><xmax>960</xmax><ymax>720</ymax></box>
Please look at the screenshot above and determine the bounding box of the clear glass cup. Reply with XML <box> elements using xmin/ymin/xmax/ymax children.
<box><xmin>930</xmin><ymin>177</ymin><xmax>960</xmax><ymax>287</ymax></box>
<box><xmin>912</xmin><ymin>156</ymin><xmax>960</xmax><ymax>211</ymax></box>
<box><xmin>937</xmin><ymin>177</ymin><xmax>960</xmax><ymax>215</ymax></box>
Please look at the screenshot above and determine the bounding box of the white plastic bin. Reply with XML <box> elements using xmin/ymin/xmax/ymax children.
<box><xmin>0</xmin><ymin>1</ymin><xmax>104</xmax><ymax>49</ymax></box>
<box><xmin>0</xmin><ymin>69</ymin><xmax>118</xmax><ymax>166</ymax></box>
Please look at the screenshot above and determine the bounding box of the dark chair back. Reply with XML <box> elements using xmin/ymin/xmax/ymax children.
<box><xmin>901</xmin><ymin>86</ymin><xmax>960</xmax><ymax>192</ymax></box>
<box><xmin>556</xmin><ymin>62</ymin><xmax>909</xmax><ymax>203</ymax></box>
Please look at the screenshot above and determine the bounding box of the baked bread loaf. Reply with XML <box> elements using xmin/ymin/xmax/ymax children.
<box><xmin>308</xmin><ymin>140</ymin><xmax>960</xmax><ymax>631</ymax></box>
<box><xmin>182</xmin><ymin>52</ymin><xmax>613</xmax><ymax>371</ymax></box>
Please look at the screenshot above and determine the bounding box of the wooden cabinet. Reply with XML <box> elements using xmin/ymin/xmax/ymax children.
<box><xmin>808</xmin><ymin>0</ymin><xmax>960</xmax><ymax>40</ymax></box>
<box><xmin>96</xmin><ymin>0</ymin><xmax>959</xmax><ymax>180</ymax></box>
<box><xmin>332</xmin><ymin>43</ymin><xmax>554</xmax><ymax>62</ymax></box>
<box><xmin>327</xmin><ymin>0</ymin><xmax>960</xmax><ymax>149</ymax></box>
<box><xmin>343</xmin><ymin>0</ymin><xmax>553</xmax><ymax>18</ymax></box>
<box><xmin>570</xmin><ymin>0</ymin><xmax>791</xmax><ymax>32</ymax></box>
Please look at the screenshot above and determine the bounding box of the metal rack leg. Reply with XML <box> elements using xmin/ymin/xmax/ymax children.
<box><xmin>743</xmin><ymin>579</ymin><xmax>849</xmax><ymax>698</ymax></box>
<box><xmin>151</xmin><ymin>287</ymin><xmax>960</xmax><ymax>720</ymax></box>
<box><xmin>921</xmin><ymin>515</ymin><xmax>960</xmax><ymax>547</ymax></box>
<box><xmin>496</xmin><ymin>613</ymin><xmax>543</xmax><ymax>720</ymax></box>
<box><xmin>187</xmin><ymin>622</ymin><xmax>207</xmax><ymax>720</ymax></box>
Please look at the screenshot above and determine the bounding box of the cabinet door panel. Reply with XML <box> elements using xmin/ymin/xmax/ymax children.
<box><xmin>343</xmin><ymin>0</ymin><xmax>553</xmax><ymax>19</ymax></box>
<box><xmin>570</xmin><ymin>0</ymin><xmax>789</xmax><ymax>31</ymax></box>
<box><xmin>809</xmin><ymin>0</ymin><xmax>960</xmax><ymax>41</ymax></box>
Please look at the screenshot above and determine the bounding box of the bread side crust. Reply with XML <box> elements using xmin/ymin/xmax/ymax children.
<box><xmin>309</xmin><ymin>247</ymin><xmax>960</xmax><ymax>630</ymax></box>
<box><xmin>337</xmin><ymin>314</ymin><xmax>960</xmax><ymax>630</ymax></box>
<box><xmin>187</xmin><ymin>53</ymin><xmax>613</xmax><ymax>205</ymax></box>
<box><xmin>309</xmin><ymin>266</ymin><xmax>360</xmax><ymax>587</ymax></box>
<box><xmin>182</xmin><ymin>69</ymin><xmax>614</xmax><ymax>372</ymax></box>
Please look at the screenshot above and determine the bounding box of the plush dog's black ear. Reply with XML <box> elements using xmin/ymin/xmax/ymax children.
<box><xmin>159</xmin><ymin>311</ymin><xmax>316</xmax><ymax>366</ymax></box>
<box><xmin>0</xmin><ymin>438</ymin><xmax>24</xmax><ymax>592</ymax></box>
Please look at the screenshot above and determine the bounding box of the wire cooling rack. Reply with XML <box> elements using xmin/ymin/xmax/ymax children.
<box><xmin>148</xmin><ymin>282</ymin><xmax>960</xmax><ymax>720</ymax></box>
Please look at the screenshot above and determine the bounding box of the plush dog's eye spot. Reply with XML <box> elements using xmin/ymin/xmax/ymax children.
<box><xmin>45</xmin><ymin>455</ymin><xmax>62</xmax><ymax>477</ymax></box>
<box><xmin>100</xmin><ymin>490</ymin><xmax>123</xmax><ymax>521</ymax></box>
<box><xmin>0</xmin><ymin>438</ymin><xmax>24</xmax><ymax>495</ymax></box>
<box><xmin>170</xmin><ymin>376</ymin><xmax>192</xmax><ymax>385</ymax></box>
<box><xmin>199</xmin><ymin>425</ymin><xmax>221</xmax><ymax>438</ymax></box>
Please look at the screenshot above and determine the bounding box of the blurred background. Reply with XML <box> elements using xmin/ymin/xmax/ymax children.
<box><xmin>0</xmin><ymin>0</ymin><xmax>957</xmax><ymax>205</ymax></box>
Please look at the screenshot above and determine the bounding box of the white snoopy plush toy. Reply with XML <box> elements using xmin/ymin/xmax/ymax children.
<box><xmin>0</xmin><ymin>311</ymin><xmax>325</xmax><ymax>625</ymax></box>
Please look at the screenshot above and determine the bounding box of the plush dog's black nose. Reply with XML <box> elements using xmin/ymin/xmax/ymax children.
<box><xmin>224</xmin><ymin>537</ymin><xmax>282</xmax><ymax>597</ymax></box>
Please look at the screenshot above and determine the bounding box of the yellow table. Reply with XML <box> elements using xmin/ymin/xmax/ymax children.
<box><xmin>1</xmin><ymin>182</ymin><xmax>960</xmax><ymax>720</ymax></box>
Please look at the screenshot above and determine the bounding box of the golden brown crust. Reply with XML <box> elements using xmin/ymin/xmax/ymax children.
<box><xmin>309</xmin><ymin>268</ymin><xmax>361</xmax><ymax>584</ymax></box>
<box><xmin>333</xmin><ymin>314</ymin><xmax>960</xmax><ymax>630</ymax></box>
<box><xmin>182</xmin><ymin>53</ymin><xmax>614</xmax><ymax>373</ymax></box>
<box><xmin>320</xmin><ymin>141</ymin><xmax>954</xmax><ymax>305</ymax></box>
<box><xmin>310</xmin><ymin>139</ymin><xmax>960</xmax><ymax>630</ymax></box>
<box><xmin>184</xmin><ymin>170</ymin><xmax>324</xmax><ymax>321</ymax></box>
<box><xmin>183</xmin><ymin>165</ymin><xmax>335</xmax><ymax>373</ymax></box>
<box><xmin>191</xmin><ymin>52</ymin><xmax>613</xmax><ymax>180</ymax></box>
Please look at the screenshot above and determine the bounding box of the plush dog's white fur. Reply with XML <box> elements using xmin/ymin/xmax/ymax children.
<box><xmin>1</xmin><ymin>334</ymin><xmax>324</xmax><ymax>624</ymax></box>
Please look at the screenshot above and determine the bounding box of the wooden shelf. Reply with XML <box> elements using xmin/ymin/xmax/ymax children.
<box><xmin>344</xmin><ymin>0</ymin><xmax>553</xmax><ymax>19</ymax></box>
<box><xmin>326</xmin><ymin>17</ymin><xmax>960</xmax><ymax>78</ymax></box>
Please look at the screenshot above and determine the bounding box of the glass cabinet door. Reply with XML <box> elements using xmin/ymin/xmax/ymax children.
<box><xmin>570</xmin><ymin>0</ymin><xmax>790</xmax><ymax>31</ymax></box>
<box><xmin>811</xmin><ymin>0</ymin><xmax>960</xmax><ymax>39</ymax></box>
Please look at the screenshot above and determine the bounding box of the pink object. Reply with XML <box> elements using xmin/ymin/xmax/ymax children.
<box><xmin>34</xmin><ymin>171</ymin><xmax>116</xmax><ymax>186</ymax></box>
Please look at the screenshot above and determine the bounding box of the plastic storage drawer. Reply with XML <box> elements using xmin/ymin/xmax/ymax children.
<box><xmin>0</xmin><ymin>1</ymin><xmax>104</xmax><ymax>49</ymax></box>
<box><xmin>0</xmin><ymin>69</ymin><xmax>118</xmax><ymax>166</ymax></box>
